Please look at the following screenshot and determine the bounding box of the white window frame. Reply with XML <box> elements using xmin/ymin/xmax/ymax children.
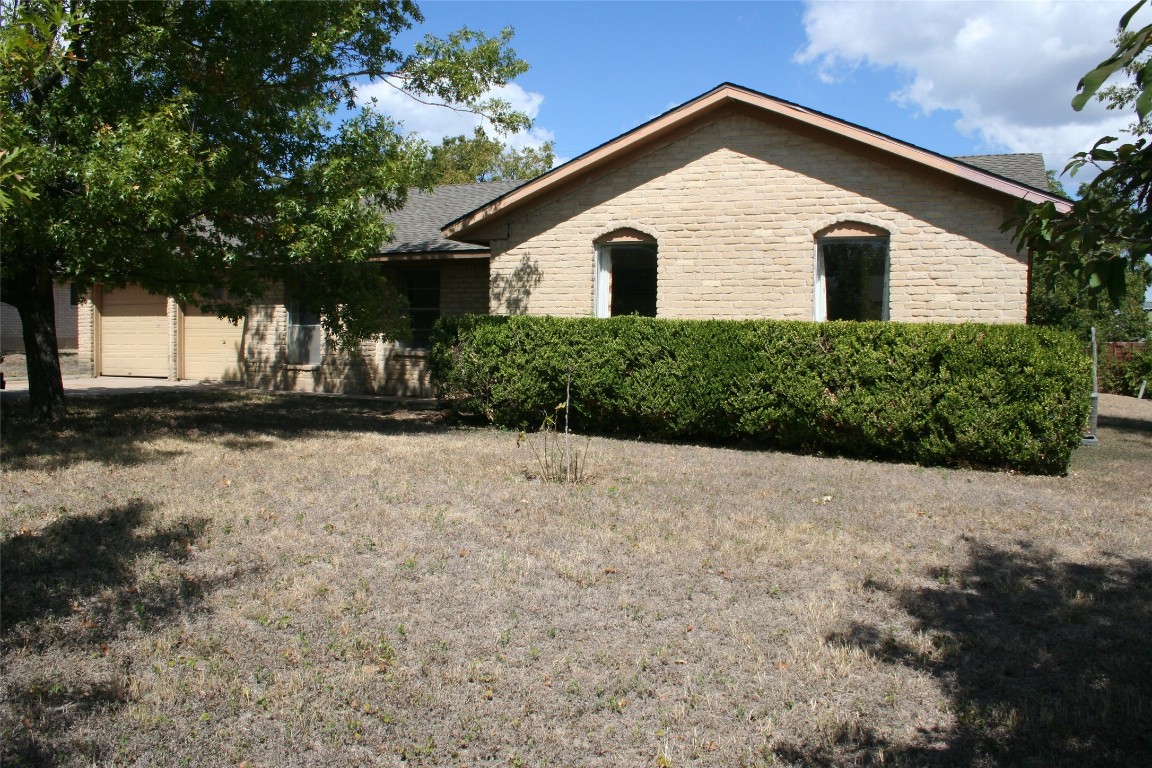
<box><xmin>594</xmin><ymin>245</ymin><xmax>612</xmax><ymax>318</ymax></box>
<box><xmin>814</xmin><ymin>237</ymin><xmax>891</xmax><ymax>322</ymax></box>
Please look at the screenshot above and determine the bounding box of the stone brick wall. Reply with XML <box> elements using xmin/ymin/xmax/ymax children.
<box><xmin>166</xmin><ymin>297</ymin><xmax>179</xmax><ymax>380</ymax></box>
<box><xmin>440</xmin><ymin>260</ymin><xmax>489</xmax><ymax>316</ymax></box>
<box><xmin>488</xmin><ymin>114</ymin><xmax>1027</xmax><ymax>323</ymax></box>
<box><xmin>1</xmin><ymin>283</ymin><xmax>80</xmax><ymax>353</ymax></box>
<box><xmin>239</xmin><ymin>259</ymin><xmax>488</xmax><ymax>397</ymax></box>
<box><xmin>76</xmin><ymin>295</ymin><xmax>94</xmax><ymax>376</ymax></box>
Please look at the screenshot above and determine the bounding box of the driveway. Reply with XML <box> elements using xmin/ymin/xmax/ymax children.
<box><xmin>0</xmin><ymin>376</ymin><xmax>438</xmax><ymax>407</ymax></box>
<box><xmin>1</xmin><ymin>377</ymin><xmax>240</xmax><ymax>401</ymax></box>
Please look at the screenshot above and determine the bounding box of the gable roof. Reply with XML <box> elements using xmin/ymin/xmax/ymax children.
<box><xmin>443</xmin><ymin>83</ymin><xmax>1070</xmax><ymax>244</ymax></box>
<box><xmin>381</xmin><ymin>180</ymin><xmax>525</xmax><ymax>254</ymax></box>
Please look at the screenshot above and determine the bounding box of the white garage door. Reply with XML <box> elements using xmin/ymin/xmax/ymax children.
<box><xmin>100</xmin><ymin>286</ymin><xmax>168</xmax><ymax>377</ymax></box>
<box><xmin>182</xmin><ymin>306</ymin><xmax>244</xmax><ymax>382</ymax></box>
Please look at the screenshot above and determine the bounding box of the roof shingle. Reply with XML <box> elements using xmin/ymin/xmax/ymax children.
<box><xmin>381</xmin><ymin>180</ymin><xmax>524</xmax><ymax>254</ymax></box>
<box><xmin>953</xmin><ymin>153</ymin><xmax>1051</xmax><ymax>192</ymax></box>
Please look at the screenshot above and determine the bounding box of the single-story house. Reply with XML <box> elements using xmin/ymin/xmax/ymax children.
<box><xmin>70</xmin><ymin>83</ymin><xmax>1066</xmax><ymax>396</ymax></box>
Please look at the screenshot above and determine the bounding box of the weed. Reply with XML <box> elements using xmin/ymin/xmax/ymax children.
<box><xmin>518</xmin><ymin>368</ymin><xmax>591</xmax><ymax>484</ymax></box>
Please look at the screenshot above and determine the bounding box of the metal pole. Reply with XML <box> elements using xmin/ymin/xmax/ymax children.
<box><xmin>1082</xmin><ymin>326</ymin><xmax>1100</xmax><ymax>446</ymax></box>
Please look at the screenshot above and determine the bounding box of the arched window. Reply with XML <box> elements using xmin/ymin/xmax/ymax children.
<box><xmin>594</xmin><ymin>228</ymin><xmax>657</xmax><ymax>318</ymax></box>
<box><xmin>814</xmin><ymin>223</ymin><xmax>890</xmax><ymax>321</ymax></box>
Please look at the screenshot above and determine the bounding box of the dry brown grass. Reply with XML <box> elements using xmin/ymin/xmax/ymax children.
<box><xmin>2</xmin><ymin>391</ymin><xmax>1150</xmax><ymax>767</ymax></box>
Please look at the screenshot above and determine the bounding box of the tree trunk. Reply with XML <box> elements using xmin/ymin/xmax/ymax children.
<box><xmin>10</xmin><ymin>271</ymin><xmax>66</xmax><ymax>420</ymax></box>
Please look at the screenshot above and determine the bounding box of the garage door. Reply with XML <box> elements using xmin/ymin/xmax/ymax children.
<box><xmin>100</xmin><ymin>286</ymin><xmax>168</xmax><ymax>377</ymax></box>
<box><xmin>182</xmin><ymin>306</ymin><xmax>244</xmax><ymax>381</ymax></box>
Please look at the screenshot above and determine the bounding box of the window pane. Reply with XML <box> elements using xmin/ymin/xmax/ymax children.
<box><xmin>286</xmin><ymin>324</ymin><xmax>322</xmax><ymax>365</ymax></box>
<box><xmin>288</xmin><ymin>297</ymin><xmax>321</xmax><ymax>327</ymax></box>
<box><xmin>610</xmin><ymin>244</ymin><xmax>657</xmax><ymax>317</ymax></box>
<box><xmin>400</xmin><ymin>267</ymin><xmax>440</xmax><ymax>348</ymax></box>
<box><xmin>823</xmin><ymin>240</ymin><xmax>887</xmax><ymax>321</ymax></box>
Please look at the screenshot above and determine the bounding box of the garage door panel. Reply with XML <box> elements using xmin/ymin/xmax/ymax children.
<box><xmin>183</xmin><ymin>306</ymin><xmax>244</xmax><ymax>382</ymax></box>
<box><xmin>101</xmin><ymin>287</ymin><xmax>168</xmax><ymax>377</ymax></box>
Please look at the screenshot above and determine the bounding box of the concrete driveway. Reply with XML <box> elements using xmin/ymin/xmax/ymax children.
<box><xmin>1</xmin><ymin>376</ymin><xmax>437</xmax><ymax>407</ymax></box>
<box><xmin>1</xmin><ymin>377</ymin><xmax>240</xmax><ymax>401</ymax></box>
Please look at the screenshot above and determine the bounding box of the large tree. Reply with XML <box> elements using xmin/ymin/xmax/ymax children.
<box><xmin>1009</xmin><ymin>0</ymin><xmax>1152</xmax><ymax>311</ymax></box>
<box><xmin>424</xmin><ymin>126</ymin><xmax>554</xmax><ymax>185</ymax></box>
<box><xmin>1</xmin><ymin>0</ymin><xmax>535</xmax><ymax>418</ymax></box>
<box><xmin>1028</xmin><ymin>172</ymin><xmax>1151</xmax><ymax>341</ymax></box>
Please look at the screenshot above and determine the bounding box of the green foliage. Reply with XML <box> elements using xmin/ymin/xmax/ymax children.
<box><xmin>423</xmin><ymin>127</ymin><xmax>554</xmax><ymax>185</ymax></box>
<box><xmin>1</xmin><ymin>0</ymin><xmax>538</xmax><ymax>413</ymax></box>
<box><xmin>1008</xmin><ymin>1</ymin><xmax>1152</xmax><ymax>307</ymax></box>
<box><xmin>1030</xmin><ymin>247</ymin><xmax>1151</xmax><ymax>342</ymax></box>
<box><xmin>431</xmin><ymin>316</ymin><xmax>1092</xmax><ymax>474</ymax></box>
<box><xmin>1028</xmin><ymin>171</ymin><xmax>1151</xmax><ymax>342</ymax></box>
<box><xmin>1100</xmin><ymin>343</ymin><xmax>1152</xmax><ymax>395</ymax></box>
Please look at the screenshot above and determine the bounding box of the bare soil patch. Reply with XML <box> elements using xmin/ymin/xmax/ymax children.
<box><xmin>2</xmin><ymin>391</ymin><xmax>1150</xmax><ymax>767</ymax></box>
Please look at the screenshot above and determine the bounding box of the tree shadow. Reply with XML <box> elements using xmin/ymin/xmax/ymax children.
<box><xmin>1</xmin><ymin>499</ymin><xmax>217</xmax><ymax>645</ymax></box>
<box><xmin>1096</xmin><ymin>412</ymin><xmax>1152</xmax><ymax>436</ymax></box>
<box><xmin>774</xmin><ymin>541</ymin><xmax>1152</xmax><ymax>767</ymax></box>
<box><xmin>490</xmin><ymin>254</ymin><xmax>541</xmax><ymax>315</ymax></box>
<box><xmin>0</xmin><ymin>389</ymin><xmax>454</xmax><ymax>471</ymax></box>
<box><xmin>1</xmin><ymin>500</ymin><xmax>244</xmax><ymax>766</ymax></box>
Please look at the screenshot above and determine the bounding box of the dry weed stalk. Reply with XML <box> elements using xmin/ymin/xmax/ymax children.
<box><xmin>520</xmin><ymin>368</ymin><xmax>591</xmax><ymax>483</ymax></box>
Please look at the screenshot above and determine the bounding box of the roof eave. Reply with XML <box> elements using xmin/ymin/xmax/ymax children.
<box><xmin>442</xmin><ymin>84</ymin><xmax>1071</xmax><ymax>241</ymax></box>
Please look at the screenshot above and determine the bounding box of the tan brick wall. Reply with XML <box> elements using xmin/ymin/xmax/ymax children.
<box><xmin>0</xmin><ymin>301</ymin><xmax>19</xmax><ymax>352</ymax></box>
<box><xmin>166</xmin><ymin>297</ymin><xmax>179</xmax><ymax>380</ymax></box>
<box><xmin>77</xmin><ymin>294</ymin><xmax>94</xmax><ymax>376</ymax></box>
<box><xmin>489</xmin><ymin>114</ymin><xmax>1027</xmax><ymax>323</ymax></box>
<box><xmin>1</xmin><ymin>283</ymin><xmax>80</xmax><ymax>353</ymax></box>
<box><xmin>440</xmin><ymin>260</ymin><xmax>489</xmax><ymax>316</ymax></box>
<box><xmin>236</xmin><ymin>263</ymin><xmax>490</xmax><ymax>398</ymax></box>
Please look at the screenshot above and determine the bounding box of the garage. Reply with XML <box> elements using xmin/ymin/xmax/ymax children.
<box><xmin>99</xmin><ymin>286</ymin><xmax>169</xmax><ymax>377</ymax></box>
<box><xmin>181</xmin><ymin>306</ymin><xmax>244</xmax><ymax>381</ymax></box>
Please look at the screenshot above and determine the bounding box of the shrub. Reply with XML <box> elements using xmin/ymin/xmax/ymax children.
<box><xmin>1098</xmin><ymin>342</ymin><xmax>1150</xmax><ymax>396</ymax></box>
<box><xmin>431</xmin><ymin>316</ymin><xmax>1092</xmax><ymax>474</ymax></box>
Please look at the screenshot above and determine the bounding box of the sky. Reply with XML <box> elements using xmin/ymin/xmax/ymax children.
<box><xmin>357</xmin><ymin>0</ymin><xmax>1149</xmax><ymax>190</ymax></box>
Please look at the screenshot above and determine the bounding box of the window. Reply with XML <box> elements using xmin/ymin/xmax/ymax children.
<box><xmin>595</xmin><ymin>242</ymin><xmax>657</xmax><ymax>318</ymax></box>
<box><xmin>398</xmin><ymin>267</ymin><xmax>440</xmax><ymax>348</ymax></box>
<box><xmin>815</xmin><ymin>238</ymin><xmax>889</xmax><ymax>321</ymax></box>
<box><xmin>286</xmin><ymin>294</ymin><xmax>323</xmax><ymax>365</ymax></box>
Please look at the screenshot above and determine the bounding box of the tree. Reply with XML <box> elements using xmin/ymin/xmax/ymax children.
<box><xmin>1</xmin><ymin>0</ymin><xmax>536</xmax><ymax>418</ymax></box>
<box><xmin>424</xmin><ymin>126</ymin><xmax>554</xmax><ymax>185</ymax></box>
<box><xmin>1009</xmin><ymin>0</ymin><xmax>1152</xmax><ymax>314</ymax></box>
<box><xmin>1028</xmin><ymin>173</ymin><xmax>1152</xmax><ymax>341</ymax></box>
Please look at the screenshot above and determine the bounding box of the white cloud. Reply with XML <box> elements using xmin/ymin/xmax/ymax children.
<box><xmin>356</xmin><ymin>79</ymin><xmax>555</xmax><ymax>152</ymax></box>
<box><xmin>796</xmin><ymin>0</ymin><xmax>1147</xmax><ymax>175</ymax></box>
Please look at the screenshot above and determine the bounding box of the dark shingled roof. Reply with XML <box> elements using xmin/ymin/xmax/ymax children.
<box><xmin>381</xmin><ymin>180</ymin><xmax>525</xmax><ymax>254</ymax></box>
<box><xmin>954</xmin><ymin>153</ymin><xmax>1050</xmax><ymax>192</ymax></box>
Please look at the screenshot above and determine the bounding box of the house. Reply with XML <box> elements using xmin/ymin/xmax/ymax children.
<box><xmin>72</xmin><ymin>83</ymin><xmax>1066</xmax><ymax>395</ymax></box>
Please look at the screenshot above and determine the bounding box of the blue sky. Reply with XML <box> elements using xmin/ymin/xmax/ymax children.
<box><xmin>359</xmin><ymin>0</ymin><xmax>1146</xmax><ymax>189</ymax></box>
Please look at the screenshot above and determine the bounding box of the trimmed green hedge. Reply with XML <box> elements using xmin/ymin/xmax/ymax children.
<box><xmin>430</xmin><ymin>316</ymin><xmax>1092</xmax><ymax>474</ymax></box>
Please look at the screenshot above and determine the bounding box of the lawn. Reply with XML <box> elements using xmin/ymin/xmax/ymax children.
<box><xmin>2</xmin><ymin>390</ymin><xmax>1150</xmax><ymax>767</ymax></box>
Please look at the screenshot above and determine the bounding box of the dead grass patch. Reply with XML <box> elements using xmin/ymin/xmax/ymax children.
<box><xmin>2</xmin><ymin>391</ymin><xmax>1150</xmax><ymax>766</ymax></box>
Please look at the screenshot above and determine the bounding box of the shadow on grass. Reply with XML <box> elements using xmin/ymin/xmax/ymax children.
<box><xmin>0</xmin><ymin>389</ymin><xmax>452</xmax><ymax>471</ymax></box>
<box><xmin>1096</xmin><ymin>411</ymin><xmax>1152</xmax><ymax>436</ymax></box>
<box><xmin>1</xmin><ymin>500</ymin><xmax>241</xmax><ymax>766</ymax></box>
<box><xmin>1</xmin><ymin>499</ymin><xmax>211</xmax><ymax>640</ymax></box>
<box><xmin>774</xmin><ymin>542</ymin><xmax>1152</xmax><ymax>767</ymax></box>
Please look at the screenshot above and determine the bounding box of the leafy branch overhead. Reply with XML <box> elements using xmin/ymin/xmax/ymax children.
<box><xmin>1008</xmin><ymin>0</ymin><xmax>1152</xmax><ymax>305</ymax></box>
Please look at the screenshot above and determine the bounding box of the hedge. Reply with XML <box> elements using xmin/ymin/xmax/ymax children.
<box><xmin>430</xmin><ymin>316</ymin><xmax>1092</xmax><ymax>474</ymax></box>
